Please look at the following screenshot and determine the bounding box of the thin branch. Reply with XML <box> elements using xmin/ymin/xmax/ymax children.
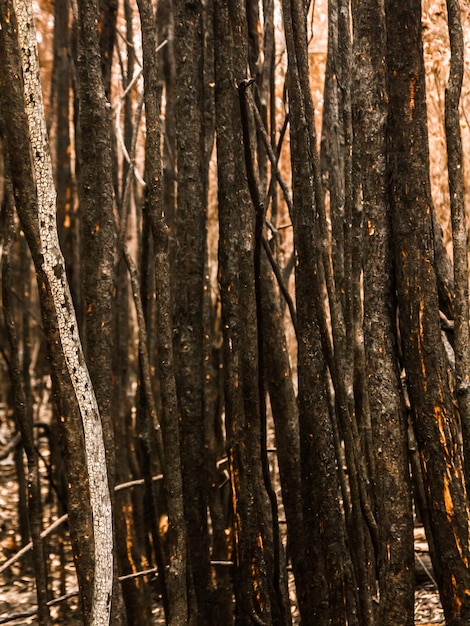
<box><xmin>0</xmin><ymin>568</ymin><xmax>162</xmax><ymax>625</ymax></box>
<box><xmin>0</xmin><ymin>432</ymin><xmax>21</xmax><ymax>459</ymax></box>
<box><xmin>0</xmin><ymin>514</ymin><xmax>68</xmax><ymax>575</ymax></box>
<box><xmin>238</xmin><ymin>77</ymin><xmax>287</xmax><ymax>624</ymax></box>
<box><xmin>0</xmin><ymin>474</ymin><xmax>165</xmax><ymax>574</ymax></box>
<box><xmin>262</xmin><ymin>237</ymin><xmax>298</xmax><ymax>336</ymax></box>
<box><xmin>246</xmin><ymin>89</ymin><xmax>294</xmax><ymax>216</ymax></box>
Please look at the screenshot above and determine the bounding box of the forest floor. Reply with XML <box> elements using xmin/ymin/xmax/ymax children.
<box><xmin>0</xmin><ymin>411</ymin><xmax>445</xmax><ymax>625</ymax></box>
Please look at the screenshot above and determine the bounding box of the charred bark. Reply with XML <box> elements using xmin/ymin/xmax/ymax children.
<box><xmin>173</xmin><ymin>1</ymin><xmax>212</xmax><ymax>622</ymax></box>
<box><xmin>1</xmin><ymin>170</ymin><xmax>50</xmax><ymax>625</ymax></box>
<box><xmin>444</xmin><ymin>0</ymin><xmax>470</xmax><ymax>492</ymax></box>
<box><xmin>281</xmin><ymin>0</ymin><xmax>360</xmax><ymax>623</ymax></box>
<box><xmin>214</xmin><ymin>2</ymin><xmax>288</xmax><ymax>624</ymax></box>
<box><xmin>385</xmin><ymin>1</ymin><xmax>470</xmax><ymax>622</ymax></box>
<box><xmin>137</xmin><ymin>0</ymin><xmax>189</xmax><ymax>623</ymax></box>
<box><xmin>352</xmin><ymin>1</ymin><xmax>415</xmax><ymax>623</ymax></box>
<box><xmin>50</xmin><ymin>0</ymin><xmax>80</xmax><ymax>320</ymax></box>
<box><xmin>75</xmin><ymin>1</ymin><xmax>125</xmax><ymax>621</ymax></box>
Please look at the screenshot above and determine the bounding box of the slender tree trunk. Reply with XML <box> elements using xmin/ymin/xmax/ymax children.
<box><xmin>352</xmin><ymin>2</ymin><xmax>415</xmax><ymax>623</ymax></box>
<box><xmin>0</xmin><ymin>2</ymin><xmax>114</xmax><ymax>624</ymax></box>
<box><xmin>1</xmin><ymin>175</ymin><xmax>50</xmax><ymax>625</ymax></box>
<box><xmin>50</xmin><ymin>0</ymin><xmax>80</xmax><ymax>317</ymax></box>
<box><xmin>157</xmin><ymin>0</ymin><xmax>177</xmax><ymax>243</ymax></box>
<box><xmin>173</xmin><ymin>2</ymin><xmax>212</xmax><ymax>622</ymax></box>
<box><xmin>260</xmin><ymin>251</ymin><xmax>306</xmax><ymax>619</ymax></box>
<box><xmin>321</xmin><ymin>0</ymin><xmax>345</xmax><ymax>306</ymax></box>
<box><xmin>97</xmin><ymin>0</ymin><xmax>117</xmax><ymax>98</ymax></box>
<box><xmin>281</xmin><ymin>1</ymin><xmax>360</xmax><ymax>623</ymax></box>
<box><xmin>74</xmin><ymin>1</ymin><xmax>125</xmax><ymax>621</ymax></box>
<box><xmin>444</xmin><ymin>0</ymin><xmax>470</xmax><ymax>490</ymax></box>
<box><xmin>137</xmin><ymin>1</ymin><xmax>189</xmax><ymax>623</ymax></box>
<box><xmin>214</xmin><ymin>3</ymin><xmax>289</xmax><ymax>624</ymax></box>
<box><xmin>75</xmin><ymin>0</ymin><xmax>116</xmax><ymax>489</ymax></box>
<box><xmin>385</xmin><ymin>1</ymin><xmax>470</xmax><ymax>622</ymax></box>
<box><xmin>239</xmin><ymin>79</ymin><xmax>293</xmax><ymax>626</ymax></box>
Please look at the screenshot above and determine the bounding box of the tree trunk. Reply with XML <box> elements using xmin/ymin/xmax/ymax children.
<box><xmin>281</xmin><ymin>1</ymin><xmax>361</xmax><ymax>623</ymax></box>
<box><xmin>385</xmin><ymin>1</ymin><xmax>470</xmax><ymax>622</ymax></box>
<box><xmin>1</xmin><ymin>172</ymin><xmax>50</xmax><ymax>625</ymax></box>
<box><xmin>0</xmin><ymin>2</ymin><xmax>114</xmax><ymax>624</ymax></box>
<box><xmin>173</xmin><ymin>1</ymin><xmax>212</xmax><ymax>622</ymax></box>
<box><xmin>444</xmin><ymin>0</ymin><xmax>470</xmax><ymax>491</ymax></box>
<box><xmin>214</xmin><ymin>3</ymin><xmax>289</xmax><ymax>624</ymax></box>
<box><xmin>75</xmin><ymin>1</ymin><xmax>125</xmax><ymax>620</ymax></box>
<box><xmin>137</xmin><ymin>0</ymin><xmax>189</xmax><ymax>623</ymax></box>
<box><xmin>352</xmin><ymin>1</ymin><xmax>415</xmax><ymax>623</ymax></box>
<box><xmin>50</xmin><ymin>0</ymin><xmax>80</xmax><ymax>320</ymax></box>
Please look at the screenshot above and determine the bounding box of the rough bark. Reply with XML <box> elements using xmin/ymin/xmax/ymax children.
<box><xmin>352</xmin><ymin>1</ymin><xmax>415</xmax><ymax>623</ymax></box>
<box><xmin>137</xmin><ymin>1</ymin><xmax>189</xmax><ymax>623</ymax></box>
<box><xmin>75</xmin><ymin>0</ymin><xmax>117</xmax><ymax>486</ymax></box>
<box><xmin>385</xmin><ymin>1</ymin><xmax>470</xmax><ymax>622</ymax></box>
<box><xmin>173</xmin><ymin>1</ymin><xmax>212</xmax><ymax>622</ymax></box>
<box><xmin>157</xmin><ymin>0</ymin><xmax>176</xmax><ymax>241</ymax></box>
<box><xmin>97</xmin><ymin>0</ymin><xmax>117</xmax><ymax>98</ymax></box>
<box><xmin>1</xmin><ymin>175</ymin><xmax>50</xmax><ymax>625</ymax></box>
<box><xmin>260</xmin><ymin>250</ymin><xmax>306</xmax><ymax>619</ymax></box>
<box><xmin>239</xmin><ymin>78</ymin><xmax>292</xmax><ymax>626</ymax></box>
<box><xmin>321</xmin><ymin>0</ymin><xmax>345</xmax><ymax>305</ymax></box>
<box><xmin>75</xmin><ymin>2</ymin><xmax>125</xmax><ymax>621</ymax></box>
<box><xmin>444</xmin><ymin>0</ymin><xmax>470</xmax><ymax>491</ymax></box>
<box><xmin>202</xmin><ymin>272</ymin><xmax>234</xmax><ymax>625</ymax></box>
<box><xmin>281</xmin><ymin>1</ymin><xmax>359</xmax><ymax>623</ymax></box>
<box><xmin>239</xmin><ymin>97</ymin><xmax>303</xmax><ymax>604</ymax></box>
<box><xmin>0</xmin><ymin>2</ymin><xmax>114</xmax><ymax>624</ymax></box>
<box><xmin>50</xmin><ymin>0</ymin><xmax>80</xmax><ymax>319</ymax></box>
<box><xmin>214</xmin><ymin>2</ymin><xmax>286</xmax><ymax>624</ymax></box>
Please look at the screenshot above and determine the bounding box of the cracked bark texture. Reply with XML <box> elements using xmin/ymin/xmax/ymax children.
<box><xmin>0</xmin><ymin>2</ymin><xmax>114</xmax><ymax>625</ymax></box>
<box><xmin>74</xmin><ymin>1</ymin><xmax>126</xmax><ymax>619</ymax></box>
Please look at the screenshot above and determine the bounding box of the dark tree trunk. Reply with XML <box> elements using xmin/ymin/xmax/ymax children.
<box><xmin>74</xmin><ymin>2</ymin><xmax>125</xmax><ymax>622</ymax></box>
<box><xmin>157</xmin><ymin>0</ymin><xmax>177</xmax><ymax>242</ymax></box>
<box><xmin>97</xmin><ymin>0</ymin><xmax>117</xmax><ymax>98</ymax></box>
<box><xmin>352</xmin><ymin>1</ymin><xmax>415</xmax><ymax>624</ymax></box>
<box><xmin>110</xmin><ymin>4</ymin><xmax>153</xmax><ymax>621</ymax></box>
<box><xmin>50</xmin><ymin>0</ymin><xmax>80</xmax><ymax>319</ymax></box>
<box><xmin>281</xmin><ymin>0</ymin><xmax>360</xmax><ymax>623</ymax></box>
<box><xmin>260</xmin><ymin>251</ymin><xmax>307</xmax><ymax>619</ymax></box>
<box><xmin>173</xmin><ymin>1</ymin><xmax>212</xmax><ymax>622</ymax></box>
<box><xmin>75</xmin><ymin>0</ymin><xmax>116</xmax><ymax>486</ymax></box>
<box><xmin>202</xmin><ymin>272</ymin><xmax>234</xmax><ymax>625</ymax></box>
<box><xmin>385</xmin><ymin>1</ymin><xmax>470</xmax><ymax>622</ymax></box>
<box><xmin>444</xmin><ymin>0</ymin><xmax>470</xmax><ymax>491</ymax></box>
<box><xmin>138</xmin><ymin>1</ymin><xmax>189</xmax><ymax>623</ymax></box>
<box><xmin>321</xmin><ymin>0</ymin><xmax>345</xmax><ymax>306</ymax></box>
<box><xmin>213</xmin><ymin>2</ymin><xmax>289</xmax><ymax>624</ymax></box>
<box><xmin>1</xmin><ymin>174</ymin><xmax>50</xmax><ymax>625</ymax></box>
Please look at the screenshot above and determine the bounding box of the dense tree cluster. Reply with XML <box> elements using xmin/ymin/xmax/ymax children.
<box><xmin>1</xmin><ymin>0</ymin><xmax>470</xmax><ymax>624</ymax></box>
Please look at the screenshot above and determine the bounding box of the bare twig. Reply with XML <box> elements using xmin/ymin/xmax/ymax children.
<box><xmin>0</xmin><ymin>568</ymin><xmax>162</xmax><ymax>624</ymax></box>
<box><xmin>0</xmin><ymin>432</ymin><xmax>21</xmax><ymax>459</ymax></box>
<box><xmin>0</xmin><ymin>474</ymin><xmax>164</xmax><ymax>574</ymax></box>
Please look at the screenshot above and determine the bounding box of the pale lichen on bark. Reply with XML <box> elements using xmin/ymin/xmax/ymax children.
<box><xmin>13</xmin><ymin>1</ymin><xmax>113</xmax><ymax>624</ymax></box>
